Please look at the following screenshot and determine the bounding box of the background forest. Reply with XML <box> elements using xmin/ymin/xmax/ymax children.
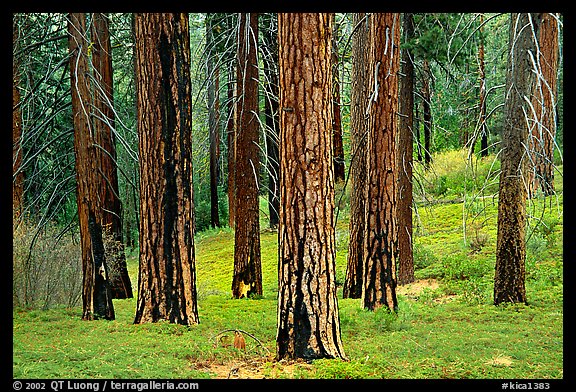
<box><xmin>13</xmin><ymin>13</ymin><xmax>563</xmax><ymax>380</ymax></box>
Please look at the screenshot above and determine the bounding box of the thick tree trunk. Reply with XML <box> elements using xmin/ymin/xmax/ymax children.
<box><xmin>276</xmin><ymin>13</ymin><xmax>346</xmax><ymax>361</ymax></box>
<box><xmin>397</xmin><ymin>12</ymin><xmax>415</xmax><ymax>286</ymax></box>
<box><xmin>90</xmin><ymin>12</ymin><xmax>133</xmax><ymax>299</ymax></box>
<box><xmin>494</xmin><ymin>13</ymin><xmax>541</xmax><ymax>305</ymax></box>
<box><xmin>232</xmin><ymin>13</ymin><xmax>262</xmax><ymax>299</ymax></box>
<box><xmin>362</xmin><ymin>13</ymin><xmax>400</xmax><ymax>312</ymax></box>
<box><xmin>207</xmin><ymin>18</ymin><xmax>221</xmax><ymax>228</ymax></box>
<box><xmin>331</xmin><ymin>14</ymin><xmax>346</xmax><ymax>183</ymax></box>
<box><xmin>262</xmin><ymin>14</ymin><xmax>280</xmax><ymax>229</ymax></box>
<box><xmin>528</xmin><ymin>12</ymin><xmax>559</xmax><ymax>198</ymax></box>
<box><xmin>344</xmin><ymin>12</ymin><xmax>369</xmax><ymax>299</ymax></box>
<box><xmin>133</xmin><ymin>13</ymin><xmax>199</xmax><ymax>325</ymax></box>
<box><xmin>68</xmin><ymin>12</ymin><xmax>115</xmax><ymax>320</ymax></box>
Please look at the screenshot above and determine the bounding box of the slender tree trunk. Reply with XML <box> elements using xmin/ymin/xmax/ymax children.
<box><xmin>478</xmin><ymin>14</ymin><xmax>489</xmax><ymax>158</ymax></box>
<box><xmin>133</xmin><ymin>13</ymin><xmax>199</xmax><ymax>325</ymax></box>
<box><xmin>344</xmin><ymin>12</ymin><xmax>369</xmax><ymax>299</ymax></box>
<box><xmin>276</xmin><ymin>13</ymin><xmax>347</xmax><ymax>361</ymax></box>
<box><xmin>331</xmin><ymin>13</ymin><xmax>346</xmax><ymax>183</ymax></box>
<box><xmin>262</xmin><ymin>13</ymin><xmax>280</xmax><ymax>229</ymax></box>
<box><xmin>90</xmin><ymin>12</ymin><xmax>133</xmax><ymax>299</ymax></box>
<box><xmin>232</xmin><ymin>13</ymin><xmax>262</xmax><ymax>299</ymax></box>
<box><xmin>68</xmin><ymin>12</ymin><xmax>115</xmax><ymax>320</ymax></box>
<box><xmin>422</xmin><ymin>59</ymin><xmax>432</xmax><ymax>167</ymax></box>
<box><xmin>362</xmin><ymin>13</ymin><xmax>400</xmax><ymax>312</ymax></box>
<box><xmin>13</xmin><ymin>20</ymin><xmax>24</xmax><ymax>220</ymax></box>
<box><xmin>397</xmin><ymin>12</ymin><xmax>415</xmax><ymax>286</ymax></box>
<box><xmin>528</xmin><ymin>12</ymin><xmax>559</xmax><ymax>198</ymax></box>
<box><xmin>415</xmin><ymin>102</ymin><xmax>423</xmax><ymax>162</ymax></box>
<box><xmin>494</xmin><ymin>13</ymin><xmax>542</xmax><ymax>306</ymax></box>
<box><xmin>226</xmin><ymin>60</ymin><xmax>236</xmax><ymax>228</ymax></box>
<box><xmin>207</xmin><ymin>17</ymin><xmax>221</xmax><ymax>228</ymax></box>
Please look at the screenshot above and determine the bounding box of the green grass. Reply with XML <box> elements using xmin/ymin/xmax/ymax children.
<box><xmin>13</xmin><ymin>155</ymin><xmax>563</xmax><ymax>380</ymax></box>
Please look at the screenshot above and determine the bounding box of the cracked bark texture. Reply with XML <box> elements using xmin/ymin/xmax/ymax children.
<box><xmin>232</xmin><ymin>13</ymin><xmax>262</xmax><ymax>299</ymax></box>
<box><xmin>494</xmin><ymin>13</ymin><xmax>541</xmax><ymax>305</ymax></box>
<box><xmin>362</xmin><ymin>13</ymin><xmax>400</xmax><ymax>312</ymax></box>
<box><xmin>276</xmin><ymin>13</ymin><xmax>346</xmax><ymax>361</ymax></box>
<box><xmin>68</xmin><ymin>13</ymin><xmax>115</xmax><ymax>320</ymax></box>
<box><xmin>133</xmin><ymin>13</ymin><xmax>199</xmax><ymax>325</ymax></box>
<box><xmin>344</xmin><ymin>13</ymin><xmax>369</xmax><ymax>299</ymax></box>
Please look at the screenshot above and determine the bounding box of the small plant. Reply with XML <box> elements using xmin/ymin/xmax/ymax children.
<box><xmin>469</xmin><ymin>229</ymin><xmax>489</xmax><ymax>254</ymax></box>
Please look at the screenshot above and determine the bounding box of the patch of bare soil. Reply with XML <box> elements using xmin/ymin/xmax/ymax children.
<box><xmin>191</xmin><ymin>356</ymin><xmax>312</xmax><ymax>379</ymax></box>
<box><xmin>397</xmin><ymin>278</ymin><xmax>457</xmax><ymax>303</ymax></box>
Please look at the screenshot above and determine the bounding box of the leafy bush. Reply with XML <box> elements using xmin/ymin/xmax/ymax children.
<box><xmin>414</xmin><ymin>149</ymin><xmax>500</xmax><ymax>199</ymax></box>
<box><xmin>413</xmin><ymin>243</ymin><xmax>438</xmax><ymax>270</ymax></box>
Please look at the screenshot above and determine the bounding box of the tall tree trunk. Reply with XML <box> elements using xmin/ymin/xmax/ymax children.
<box><xmin>422</xmin><ymin>59</ymin><xmax>432</xmax><ymax>167</ymax></box>
<box><xmin>232</xmin><ymin>13</ymin><xmax>262</xmax><ymax>299</ymax></box>
<box><xmin>331</xmin><ymin>13</ymin><xmax>346</xmax><ymax>183</ymax></box>
<box><xmin>397</xmin><ymin>12</ymin><xmax>415</xmax><ymax>286</ymax></box>
<box><xmin>478</xmin><ymin>13</ymin><xmax>489</xmax><ymax>158</ymax></box>
<box><xmin>362</xmin><ymin>13</ymin><xmax>400</xmax><ymax>312</ymax></box>
<box><xmin>13</xmin><ymin>19</ymin><xmax>24</xmax><ymax>220</ymax></box>
<box><xmin>262</xmin><ymin>13</ymin><xmax>280</xmax><ymax>229</ymax></box>
<box><xmin>90</xmin><ymin>12</ymin><xmax>133</xmax><ymax>299</ymax></box>
<box><xmin>226</xmin><ymin>59</ymin><xmax>236</xmax><ymax>228</ymax></box>
<box><xmin>68</xmin><ymin>12</ymin><xmax>115</xmax><ymax>320</ymax></box>
<box><xmin>528</xmin><ymin>12</ymin><xmax>559</xmax><ymax>198</ymax></box>
<box><xmin>415</xmin><ymin>101</ymin><xmax>423</xmax><ymax>162</ymax></box>
<box><xmin>344</xmin><ymin>12</ymin><xmax>369</xmax><ymax>299</ymax></box>
<box><xmin>494</xmin><ymin>13</ymin><xmax>542</xmax><ymax>306</ymax></box>
<box><xmin>276</xmin><ymin>13</ymin><xmax>346</xmax><ymax>361</ymax></box>
<box><xmin>133</xmin><ymin>13</ymin><xmax>199</xmax><ymax>325</ymax></box>
<box><xmin>207</xmin><ymin>17</ymin><xmax>221</xmax><ymax>228</ymax></box>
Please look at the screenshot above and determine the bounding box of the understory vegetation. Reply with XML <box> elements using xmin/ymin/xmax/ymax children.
<box><xmin>13</xmin><ymin>150</ymin><xmax>563</xmax><ymax>379</ymax></box>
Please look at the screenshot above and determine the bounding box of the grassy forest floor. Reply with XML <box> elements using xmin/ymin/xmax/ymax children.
<box><xmin>13</xmin><ymin>152</ymin><xmax>563</xmax><ymax>380</ymax></box>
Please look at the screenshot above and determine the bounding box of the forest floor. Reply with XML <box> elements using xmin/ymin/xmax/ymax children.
<box><xmin>13</xmin><ymin>156</ymin><xmax>564</xmax><ymax>381</ymax></box>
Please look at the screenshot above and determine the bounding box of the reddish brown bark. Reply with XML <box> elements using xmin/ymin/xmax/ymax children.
<box><xmin>226</xmin><ymin>61</ymin><xmax>236</xmax><ymax>229</ymax></box>
<box><xmin>276</xmin><ymin>13</ymin><xmax>346</xmax><ymax>361</ymax></box>
<box><xmin>528</xmin><ymin>13</ymin><xmax>559</xmax><ymax>198</ymax></box>
<box><xmin>133</xmin><ymin>13</ymin><xmax>199</xmax><ymax>325</ymax></box>
<box><xmin>90</xmin><ymin>12</ymin><xmax>133</xmax><ymax>299</ymax></box>
<box><xmin>68</xmin><ymin>12</ymin><xmax>115</xmax><ymax>320</ymax></box>
<box><xmin>344</xmin><ymin>13</ymin><xmax>369</xmax><ymax>299</ymax></box>
<box><xmin>362</xmin><ymin>13</ymin><xmax>400</xmax><ymax>312</ymax></box>
<box><xmin>232</xmin><ymin>13</ymin><xmax>262</xmax><ymax>299</ymax></box>
<box><xmin>397</xmin><ymin>12</ymin><xmax>415</xmax><ymax>286</ymax></box>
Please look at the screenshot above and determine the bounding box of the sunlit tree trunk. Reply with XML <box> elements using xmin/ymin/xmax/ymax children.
<box><xmin>344</xmin><ymin>12</ymin><xmax>369</xmax><ymax>299</ymax></box>
<box><xmin>397</xmin><ymin>12</ymin><xmax>415</xmax><ymax>286</ymax></box>
<box><xmin>276</xmin><ymin>13</ymin><xmax>347</xmax><ymax>361</ymax></box>
<box><xmin>133</xmin><ymin>13</ymin><xmax>199</xmax><ymax>325</ymax></box>
<box><xmin>494</xmin><ymin>13</ymin><xmax>542</xmax><ymax>306</ymax></box>
<box><xmin>68</xmin><ymin>12</ymin><xmax>115</xmax><ymax>320</ymax></box>
<box><xmin>362</xmin><ymin>13</ymin><xmax>400</xmax><ymax>312</ymax></box>
<box><xmin>232</xmin><ymin>13</ymin><xmax>262</xmax><ymax>299</ymax></box>
<box><xmin>90</xmin><ymin>12</ymin><xmax>133</xmax><ymax>299</ymax></box>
